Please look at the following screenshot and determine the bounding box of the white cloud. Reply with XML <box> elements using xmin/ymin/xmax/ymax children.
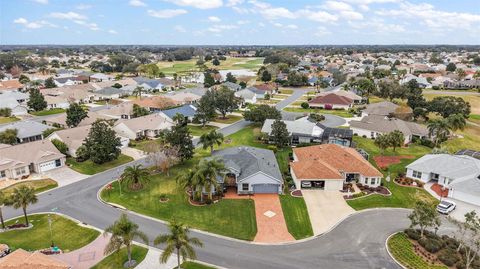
<box><xmin>129</xmin><ymin>0</ymin><xmax>147</xmax><ymax>7</ymax></box>
<box><xmin>31</xmin><ymin>0</ymin><xmax>48</xmax><ymax>4</ymax></box>
<box><xmin>261</xmin><ymin>7</ymin><xmax>296</xmax><ymax>19</ymax></box>
<box><xmin>286</xmin><ymin>24</ymin><xmax>298</xmax><ymax>29</ymax></box>
<box><xmin>340</xmin><ymin>10</ymin><xmax>364</xmax><ymax>20</ymax></box>
<box><xmin>13</xmin><ymin>17</ymin><xmax>57</xmax><ymax>29</ymax></box>
<box><xmin>315</xmin><ymin>26</ymin><xmax>332</xmax><ymax>36</ymax></box>
<box><xmin>321</xmin><ymin>1</ymin><xmax>353</xmax><ymax>11</ymax></box>
<box><xmin>207</xmin><ymin>24</ymin><xmax>238</xmax><ymax>32</ymax></box>
<box><xmin>272</xmin><ymin>22</ymin><xmax>282</xmax><ymax>27</ymax></box>
<box><xmin>208</xmin><ymin>16</ymin><xmax>221</xmax><ymax>22</ymax></box>
<box><xmin>164</xmin><ymin>0</ymin><xmax>223</xmax><ymax>9</ymax></box>
<box><xmin>73</xmin><ymin>20</ymin><xmax>100</xmax><ymax>31</ymax></box>
<box><xmin>226</xmin><ymin>0</ymin><xmax>243</xmax><ymax>6</ymax></box>
<box><xmin>174</xmin><ymin>25</ymin><xmax>187</xmax><ymax>32</ymax></box>
<box><xmin>237</xmin><ymin>20</ymin><xmax>249</xmax><ymax>25</ymax></box>
<box><xmin>49</xmin><ymin>12</ymin><xmax>87</xmax><ymax>21</ymax></box>
<box><xmin>147</xmin><ymin>9</ymin><xmax>188</xmax><ymax>18</ymax></box>
<box><xmin>76</xmin><ymin>4</ymin><xmax>92</xmax><ymax>10</ymax></box>
<box><xmin>108</xmin><ymin>29</ymin><xmax>118</xmax><ymax>34</ymax></box>
<box><xmin>297</xmin><ymin>9</ymin><xmax>338</xmax><ymax>22</ymax></box>
<box><xmin>232</xmin><ymin>6</ymin><xmax>249</xmax><ymax>14</ymax></box>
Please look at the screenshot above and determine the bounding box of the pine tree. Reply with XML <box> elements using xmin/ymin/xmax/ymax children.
<box><xmin>83</xmin><ymin>120</ymin><xmax>121</xmax><ymax>164</ymax></box>
<box><xmin>27</xmin><ymin>88</ymin><xmax>47</xmax><ymax>112</ymax></box>
<box><xmin>165</xmin><ymin>116</ymin><xmax>194</xmax><ymax>162</ymax></box>
<box><xmin>271</xmin><ymin>120</ymin><xmax>290</xmax><ymax>148</ymax></box>
<box><xmin>66</xmin><ymin>103</ymin><xmax>88</xmax><ymax>127</ymax></box>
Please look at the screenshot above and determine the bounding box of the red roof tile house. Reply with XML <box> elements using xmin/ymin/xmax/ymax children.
<box><xmin>290</xmin><ymin>144</ymin><xmax>383</xmax><ymax>191</ymax></box>
<box><xmin>308</xmin><ymin>93</ymin><xmax>353</xmax><ymax>110</ymax></box>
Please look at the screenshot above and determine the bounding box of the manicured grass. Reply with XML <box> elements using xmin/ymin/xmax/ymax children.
<box><xmin>30</xmin><ymin>108</ymin><xmax>65</xmax><ymax>116</ymax></box>
<box><xmin>258</xmin><ymin>99</ymin><xmax>281</xmax><ymax>105</ymax></box>
<box><xmin>0</xmin><ymin>214</ymin><xmax>99</xmax><ymax>252</ymax></box>
<box><xmin>180</xmin><ymin>261</ymin><xmax>217</xmax><ymax>269</ymax></box>
<box><xmin>187</xmin><ymin>125</ymin><xmax>219</xmax><ymax>137</ymax></box>
<box><xmin>279</xmin><ymin>194</ymin><xmax>313</xmax><ymax>239</ymax></box>
<box><xmin>0</xmin><ymin>116</ymin><xmax>20</xmax><ymax>124</ymax></box>
<box><xmin>213</xmin><ymin>114</ymin><xmax>243</xmax><ymax>124</ymax></box>
<box><xmin>2</xmin><ymin>179</ymin><xmax>58</xmax><ymax>195</ymax></box>
<box><xmin>157</xmin><ymin>57</ymin><xmax>264</xmax><ymax>75</ymax></box>
<box><xmin>283</xmin><ymin>107</ymin><xmax>354</xmax><ymax>118</ymax></box>
<box><xmin>469</xmin><ymin>114</ymin><xmax>480</xmax><ymax>121</ymax></box>
<box><xmin>443</xmin><ymin>124</ymin><xmax>480</xmax><ymax>152</ymax></box>
<box><xmin>271</xmin><ymin>94</ymin><xmax>287</xmax><ymax>99</ymax></box>
<box><xmin>66</xmin><ymin>154</ymin><xmax>134</xmax><ymax>175</ymax></box>
<box><xmin>387</xmin><ymin>233</ymin><xmax>447</xmax><ymax>269</ymax></box>
<box><xmin>347</xmin><ymin>136</ymin><xmax>437</xmax><ymax>210</ymax></box>
<box><xmin>91</xmin><ymin>245</ymin><xmax>148</xmax><ymax>269</ymax></box>
<box><xmin>277</xmin><ymin>89</ymin><xmax>293</xmax><ymax>95</ymax></box>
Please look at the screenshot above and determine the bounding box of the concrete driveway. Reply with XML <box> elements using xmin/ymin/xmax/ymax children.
<box><xmin>302</xmin><ymin>190</ymin><xmax>355</xmax><ymax>235</ymax></box>
<box><xmin>44</xmin><ymin>167</ymin><xmax>88</xmax><ymax>187</ymax></box>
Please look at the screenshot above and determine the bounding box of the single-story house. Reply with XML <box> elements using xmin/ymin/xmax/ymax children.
<box><xmin>361</xmin><ymin>101</ymin><xmax>412</xmax><ymax>117</ymax></box>
<box><xmin>0</xmin><ymin>248</ymin><xmax>70</xmax><ymax>269</ymax></box>
<box><xmin>235</xmin><ymin>88</ymin><xmax>257</xmax><ymax>104</ymax></box>
<box><xmin>132</xmin><ymin>96</ymin><xmax>179</xmax><ymax>112</ymax></box>
<box><xmin>400</xmin><ymin>74</ymin><xmax>432</xmax><ymax>88</ymax></box>
<box><xmin>222</xmin><ymin>82</ymin><xmax>242</xmax><ymax>92</ymax></box>
<box><xmin>0</xmin><ymin>121</ymin><xmax>50</xmax><ymax>144</ymax></box>
<box><xmin>90</xmin><ymin>73</ymin><xmax>114</xmax><ymax>82</ymax></box>
<box><xmin>54</xmin><ymin>76</ymin><xmax>82</xmax><ymax>87</ymax></box>
<box><xmin>319</xmin><ymin>90</ymin><xmax>363</xmax><ymax>104</ymax></box>
<box><xmin>0</xmin><ymin>97</ymin><xmax>28</xmax><ymax>116</ymax></box>
<box><xmin>167</xmin><ymin>92</ymin><xmax>201</xmax><ymax>104</ymax></box>
<box><xmin>93</xmin><ymin>87</ymin><xmax>133</xmax><ymax>99</ymax></box>
<box><xmin>161</xmin><ymin>104</ymin><xmax>197</xmax><ymax>121</ymax></box>
<box><xmin>211</xmin><ymin>146</ymin><xmax>283</xmax><ymax>194</ymax></box>
<box><xmin>406</xmin><ymin>153</ymin><xmax>480</xmax><ymax>205</ymax></box>
<box><xmin>113</xmin><ymin>113</ymin><xmax>174</xmax><ymax>140</ymax></box>
<box><xmin>290</xmin><ymin>144</ymin><xmax>383</xmax><ymax>191</ymax></box>
<box><xmin>0</xmin><ymin>91</ymin><xmax>29</xmax><ymax>104</ymax></box>
<box><xmin>44</xmin><ymin>111</ymin><xmax>114</xmax><ymax>128</ymax></box>
<box><xmin>0</xmin><ymin>140</ymin><xmax>66</xmax><ymax>180</ymax></box>
<box><xmin>96</xmin><ymin>102</ymin><xmax>136</xmax><ymax>120</ymax></box>
<box><xmin>350</xmin><ymin>115</ymin><xmax>429</xmax><ymax>144</ymax></box>
<box><xmin>308</xmin><ymin>93</ymin><xmax>354</xmax><ymax>110</ymax></box>
<box><xmin>133</xmin><ymin>77</ymin><xmax>164</xmax><ymax>91</ymax></box>
<box><xmin>0</xmin><ymin>79</ymin><xmax>24</xmax><ymax>91</ymax></box>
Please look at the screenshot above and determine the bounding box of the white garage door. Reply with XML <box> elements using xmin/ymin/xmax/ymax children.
<box><xmin>39</xmin><ymin>160</ymin><xmax>57</xmax><ymax>172</ymax></box>
<box><xmin>452</xmin><ymin>190</ymin><xmax>480</xmax><ymax>206</ymax></box>
<box><xmin>252</xmin><ymin>184</ymin><xmax>279</xmax><ymax>194</ymax></box>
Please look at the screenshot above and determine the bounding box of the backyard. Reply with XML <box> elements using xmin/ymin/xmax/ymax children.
<box><xmin>157</xmin><ymin>57</ymin><xmax>263</xmax><ymax>75</ymax></box>
<box><xmin>2</xmin><ymin>178</ymin><xmax>58</xmax><ymax>195</ymax></box>
<box><xmin>423</xmin><ymin>92</ymin><xmax>480</xmax><ymax>114</ymax></box>
<box><xmin>347</xmin><ymin>136</ymin><xmax>437</xmax><ymax>210</ymax></box>
<box><xmin>187</xmin><ymin>124</ymin><xmax>219</xmax><ymax>137</ymax></box>
<box><xmin>102</xmin><ymin>125</ymin><xmax>312</xmax><ymax>241</ymax></box>
<box><xmin>30</xmin><ymin>108</ymin><xmax>65</xmax><ymax>116</ymax></box>
<box><xmin>66</xmin><ymin>154</ymin><xmax>134</xmax><ymax>175</ymax></box>
<box><xmin>91</xmin><ymin>245</ymin><xmax>148</xmax><ymax>269</ymax></box>
<box><xmin>212</xmin><ymin>114</ymin><xmax>243</xmax><ymax>124</ymax></box>
<box><xmin>0</xmin><ymin>214</ymin><xmax>100</xmax><ymax>252</ymax></box>
<box><xmin>0</xmin><ymin>116</ymin><xmax>20</xmax><ymax>124</ymax></box>
<box><xmin>283</xmin><ymin>107</ymin><xmax>354</xmax><ymax>118</ymax></box>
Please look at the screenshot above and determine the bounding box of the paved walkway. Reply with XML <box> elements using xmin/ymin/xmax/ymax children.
<box><xmin>122</xmin><ymin>147</ymin><xmax>147</xmax><ymax>160</ymax></box>
<box><xmin>302</xmin><ymin>190</ymin><xmax>355</xmax><ymax>235</ymax></box>
<box><xmin>56</xmin><ymin>234</ymin><xmax>110</xmax><ymax>269</ymax></box>
<box><xmin>136</xmin><ymin>247</ymin><xmax>177</xmax><ymax>269</ymax></box>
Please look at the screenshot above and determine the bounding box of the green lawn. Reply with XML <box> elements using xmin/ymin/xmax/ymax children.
<box><xmin>277</xmin><ymin>89</ymin><xmax>293</xmax><ymax>95</ymax></box>
<box><xmin>387</xmin><ymin>233</ymin><xmax>447</xmax><ymax>269</ymax></box>
<box><xmin>0</xmin><ymin>214</ymin><xmax>99</xmax><ymax>252</ymax></box>
<box><xmin>283</xmin><ymin>107</ymin><xmax>354</xmax><ymax>118</ymax></box>
<box><xmin>347</xmin><ymin>136</ymin><xmax>437</xmax><ymax>210</ymax></box>
<box><xmin>157</xmin><ymin>57</ymin><xmax>264</xmax><ymax>75</ymax></box>
<box><xmin>213</xmin><ymin>114</ymin><xmax>243</xmax><ymax>124</ymax></box>
<box><xmin>180</xmin><ymin>262</ymin><xmax>216</xmax><ymax>269</ymax></box>
<box><xmin>66</xmin><ymin>154</ymin><xmax>134</xmax><ymax>175</ymax></box>
<box><xmin>30</xmin><ymin>108</ymin><xmax>65</xmax><ymax>116</ymax></box>
<box><xmin>443</xmin><ymin>124</ymin><xmax>480</xmax><ymax>152</ymax></box>
<box><xmin>2</xmin><ymin>179</ymin><xmax>58</xmax><ymax>195</ymax></box>
<box><xmin>470</xmin><ymin>114</ymin><xmax>480</xmax><ymax>121</ymax></box>
<box><xmin>0</xmin><ymin>116</ymin><xmax>20</xmax><ymax>124</ymax></box>
<box><xmin>91</xmin><ymin>245</ymin><xmax>148</xmax><ymax>269</ymax></box>
<box><xmin>271</xmin><ymin>94</ymin><xmax>287</xmax><ymax>99</ymax></box>
<box><xmin>279</xmin><ymin>194</ymin><xmax>313</xmax><ymax>239</ymax></box>
<box><xmin>187</xmin><ymin>125</ymin><xmax>219</xmax><ymax>137</ymax></box>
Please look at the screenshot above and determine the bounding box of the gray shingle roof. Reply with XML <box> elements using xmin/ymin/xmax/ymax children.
<box><xmin>161</xmin><ymin>104</ymin><xmax>197</xmax><ymax>119</ymax></box>
<box><xmin>0</xmin><ymin>121</ymin><xmax>50</xmax><ymax>139</ymax></box>
<box><xmin>363</xmin><ymin>101</ymin><xmax>399</xmax><ymax>116</ymax></box>
<box><xmin>350</xmin><ymin>115</ymin><xmax>428</xmax><ymax>137</ymax></box>
<box><xmin>211</xmin><ymin>146</ymin><xmax>282</xmax><ymax>182</ymax></box>
<box><xmin>261</xmin><ymin>119</ymin><xmax>323</xmax><ymax>137</ymax></box>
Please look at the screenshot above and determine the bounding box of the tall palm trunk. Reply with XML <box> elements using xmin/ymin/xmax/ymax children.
<box><xmin>0</xmin><ymin>207</ymin><xmax>4</xmax><ymax>229</ymax></box>
<box><xmin>22</xmin><ymin>206</ymin><xmax>28</xmax><ymax>226</ymax></box>
<box><xmin>127</xmin><ymin>243</ymin><xmax>132</xmax><ymax>263</ymax></box>
<box><xmin>177</xmin><ymin>247</ymin><xmax>181</xmax><ymax>269</ymax></box>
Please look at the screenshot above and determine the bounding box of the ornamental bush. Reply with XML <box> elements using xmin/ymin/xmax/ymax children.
<box><xmin>438</xmin><ymin>248</ymin><xmax>460</xmax><ymax>266</ymax></box>
<box><xmin>301</xmin><ymin>102</ymin><xmax>309</xmax><ymax>109</ymax></box>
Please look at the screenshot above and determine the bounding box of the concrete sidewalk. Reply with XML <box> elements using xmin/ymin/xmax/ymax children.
<box><xmin>56</xmin><ymin>234</ymin><xmax>110</xmax><ymax>269</ymax></box>
<box><xmin>136</xmin><ymin>247</ymin><xmax>178</xmax><ymax>269</ymax></box>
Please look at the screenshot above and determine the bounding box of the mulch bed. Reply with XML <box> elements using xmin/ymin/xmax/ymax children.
<box><xmin>373</xmin><ymin>155</ymin><xmax>415</xmax><ymax>169</ymax></box>
<box><xmin>430</xmin><ymin>183</ymin><xmax>449</xmax><ymax>197</ymax></box>
<box><xmin>6</xmin><ymin>223</ymin><xmax>28</xmax><ymax>229</ymax></box>
<box><xmin>291</xmin><ymin>190</ymin><xmax>303</xmax><ymax>197</ymax></box>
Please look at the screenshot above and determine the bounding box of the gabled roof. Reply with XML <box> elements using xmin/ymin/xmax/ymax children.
<box><xmin>235</xmin><ymin>88</ymin><xmax>256</xmax><ymax>99</ymax></box>
<box><xmin>211</xmin><ymin>146</ymin><xmax>282</xmax><ymax>182</ymax></box>
<box><xmin>363</xmin><ymin>101</ymin><xmax>399</xmax><ymax>116</ymax></box>
<box><xmin>349</xmin><ymin>115</ymin><xmax>428</xmax><ymax>137</ymax></box>
<box><xmin>0</xmin><ymin>140</ymin><xmax>65</xmax><ymax>169</ymax></box>
<box><xmin>114</xmin><ymin>113</ymin><xmax>173</xmax><ymax>133</ymax></box>
<box><xmin>49</xmin><ymin>125</ymin><xmax>91</xmax><ymax>151</ymax></box>
<box><xmin>0</xmin><ymin>121</ymin><xmax>50</xmax><ymax>139</ymax></box>
<box><xmin>406</xmin><ymin>154</ymin><xmax>480</xmax><ymax>181</ymax></box>
<box><xmin>261</xmin><ymin>119</ymin><xmax>323</xmax><ymax>137</ymax></box>
<box><xmin>291</xmin><ymin>144</ymin><xmax>383</xmax><ymax>180</ymax></box>
<box><xmin>133</xmin><ymin>77</ymin><xmax>163</xmax><ymax>88</ymax></box>
<box><xmin>0</xmin><ymin>248</ymin><xmax>70</xmax><ymax>269</ymax></box>
<box><xmin>0</xmin><ymin>80</ymin><xmax>23</xmax><ymax>91</ymax></box>
<box><xmin>132</xmin><ymin>96</ymin><xmax>179</xmax><ymax>110</ymax></box>
<box><xmin>161</xmin><ymin>104</ymin><xmax>197</xmax><ymax>120</ymax></box>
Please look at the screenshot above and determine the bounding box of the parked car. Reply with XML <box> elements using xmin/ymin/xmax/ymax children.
<box><xmin>436</xmin><ymin>200</ymin><xmax>456</xmax><ymax>214</ymax></box>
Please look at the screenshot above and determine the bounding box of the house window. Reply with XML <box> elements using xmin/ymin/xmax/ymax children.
<box><xmin>364</xmin><ymin>177</ymin><xmax>368</xmax><ymax>184</ymax></box>
<box><xmin>242</xmin><ymin>183</ymin><xmax>249</xmax><ymax>191</ymax></box>
<box><xmin>412</xmin><ymin>170</ymin><xmax>422</xmax><ymax>179</ymax></box>
<box><xmin>0</xmin><ymin>170</ymin><xmax>5</xmax><ymax>178</ymax></box>
<box><xmin>15</xmin><ymin>167</ymin><xmax>26</xmax><ymax>175</ymax></box>
<box><xmin>371</xmin><ymin>178</ymin><xmax>376</xmax><ymax>185</ymax></box>
<box><xmin>55</xmin><ymin>159</ymin><xmax>61</xmax><ymax>167</ymax></box>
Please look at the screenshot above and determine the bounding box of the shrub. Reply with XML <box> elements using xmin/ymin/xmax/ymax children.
<box><xmin>301</xmin><ymin>102</ymin><xmax>309</xmax><ymax>109</ymax></box>
<box><xmin>438</xmin><ymin>248</ymin><xmax>460</xmax><ymax>266</ymax></box>
<box><xmin>51</xmin><ymin>138</ymin><xmax>69</xmax><ymax>155</ymax></box>
<box><xmin>419</xmin><ymin>238</ymin><xmax>443</xmax><ymax>253</ymax></box>
<box><xmin>267</xmin><ymin>145</ymin><xmax>277</xmax><ymax>152</ymax></box>
<box><xmin>442</xmin><ymin>235</ymin><xmax>460</xmax><ymax>250</ymax></box>
<box><xmin>404</xmin><ymin>228</ymin><xmax>421</xmax><ymax>240</ymax></box>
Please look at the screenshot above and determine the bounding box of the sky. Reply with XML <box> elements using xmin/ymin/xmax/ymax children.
<box><xmin>1</xmin><ymin>0</ymin><xmax>480</xmax><ymax>45</ymax></box>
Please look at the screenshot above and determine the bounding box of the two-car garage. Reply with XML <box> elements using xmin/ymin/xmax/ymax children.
<box><xmin>252</xmin><ymin>183</ymin><xmax>280</xmax><ymax>194</ymax></box>
<box><xmin>38</xmin><ymin>159</ymin><xmax>63</xmax><ymax>172</ymax></box>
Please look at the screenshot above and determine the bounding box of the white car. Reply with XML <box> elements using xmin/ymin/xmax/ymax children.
<box><xmin>436</xmin><ymin>200</ymin><xmax>456</xmax><ymax>214</ymax></box>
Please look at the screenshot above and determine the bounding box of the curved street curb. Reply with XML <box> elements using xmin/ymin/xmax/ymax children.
<box><xmin>97</xmin><ymin>177</ymin><xmax>413</xmax><ymax>246</ymax></box>
<box><xmin>385</xmin><ymin>232</ymin><xmax>408</xmax><ymax>269</ymax></box>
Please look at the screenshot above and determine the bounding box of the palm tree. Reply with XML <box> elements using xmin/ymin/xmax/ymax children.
<box><xmin>198</xmin><ymin>159</ymin><xmax>226</xmax><ymax>200</ymax></box>
<box><xmin>447</xmin><ymin>114</ymin><xmax>467</xmax><ymax>132</ymax></box>
<box><xmin>154</xmin><ymin>219</ymin><xmax>203</xmax><ymax>269</ymax></box>
<box><xmin>176</xmin><ymin>167</ymin><xmax>202</xmax><ymax>201</ymax></box>
<box><xmin>10</xmin><ymin>186</ymin><xmax>38</xmax><ymax>226</ymax></box>
<box><xmin>104</xmin><ymin>214</ymin><xmax>149</xmax><ymax>268</ymax></box>
<box><xmin>199</xmin><ymin>130</ymin><xmax>224</xmax><ymax>154</ymax></box>
<box><xmin>428</xmin><ymin>119</ymin><xmax>451</xmax><ymax>146</ymax></box>
<box><xmin>133</xmin><ymin>86</ymin><xmax>145</xmax><ymax>99</ymax></box>
<box><xmin>121</xmin><ymin>165</ymin><xmax>150</xmax><ymax>190</ymax></box>
<box><xmin>0</xmin><ymin>191</ymin><xmax>7</xmax><ymax>229</ymax></box>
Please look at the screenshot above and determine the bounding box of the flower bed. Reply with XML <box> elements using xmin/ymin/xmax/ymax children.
<box><xmin>290</xmin><ymin>190</ymin><xmax>303</xmax><ymax>197</ymax></box>
<box><xmin>344</xmin><ymin>184</ymin><xmax>391</xmax><ymax>200</ymax></box>
<box><xmin>395</xmin><ymin>175</ymin><xmax>425</xmax><ymax>188</ymax></box>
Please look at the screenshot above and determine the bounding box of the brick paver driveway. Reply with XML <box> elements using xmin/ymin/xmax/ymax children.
<box><xmin>56</xmin><ymin>234</ymin><xmax>110</xmax><ymax>269</ymax></box>
<box><xmin>251</xmin><ymin>194</ymin><xmax>294</xmax><ymax>243</ymax></box>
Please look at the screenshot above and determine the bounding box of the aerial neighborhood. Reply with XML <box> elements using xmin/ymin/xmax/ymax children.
<box><xmin>1</xmin><ymin>1</ymin><xmax>480</xmax><ymax>268</ymax></box>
